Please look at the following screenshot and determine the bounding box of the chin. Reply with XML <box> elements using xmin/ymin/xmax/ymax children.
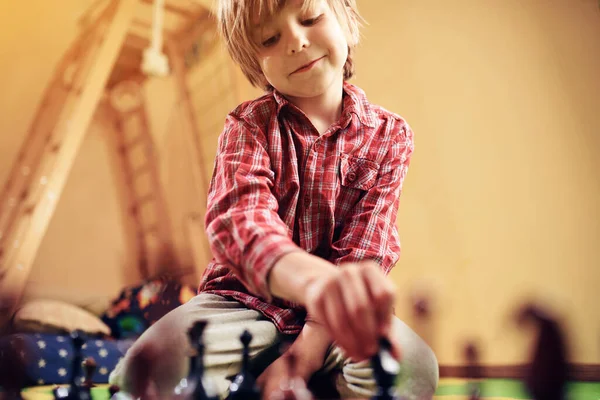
<box><xmin>285</xmin><ymin>85</ymin><xmax>328</xmax><ymax>98</ymax></box>
<box><xmin>283</xmin><ymin>75</ymin><xmax>340</xmax><ymax>98</ymax></box>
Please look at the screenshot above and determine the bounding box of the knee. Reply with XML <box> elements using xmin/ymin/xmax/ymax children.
<box><xmin>392</xmin><ymin>318</ymin><xmax>439</xmax><ymax>399</ymax></box>
<box><xmin>335</xmin><ymin>319</ymin><xmax>439</xmax><ymax>399</ymax></box>
<box><xmin>109</xmin><ymin>306</ymin><xmax>192</xmax><ymax>396</ymax></box>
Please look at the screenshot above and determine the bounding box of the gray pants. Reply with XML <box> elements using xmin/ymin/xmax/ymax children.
<box><xmin>109</xmin><ymin>294</ymin><xmax>438</xmax><ymax>399</ymax></box>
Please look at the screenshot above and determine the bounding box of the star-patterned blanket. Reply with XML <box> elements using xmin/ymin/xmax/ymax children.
<box><xmin>0</xmin><ymin>333</ymin><xmax>132</xmax><ymax>386</ymax></box>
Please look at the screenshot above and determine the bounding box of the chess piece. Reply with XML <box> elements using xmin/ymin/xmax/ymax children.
<box><xmin>109</xmin><ymin>385</ymin><xmax>120</xmax><ymax>397</ymax></box>
<box><xmin>173</xmin><ymin>320</ymin><xmax>219</xmax><ymax>400</ymax></box>
<box><xmin>516</xmin><ymin>303</ymin><xmax>568</xmax><ymax>400</ymax></box>
<box><xmin>463</xmin><ymin>342</ymin><xmax>481</xmax><ymax>400</ymax></box>
<box><xmin>109</xmin><ymin>384</ymin><xmax>134</xmax><ymax>400</ymax></box>
<box><xmin>190</xmin><ymin>320</ymin><xmax>219</xmax><ymax>400</ymax></box>
<box><xmin>228</xmin><ymin>330</ymin><xmax>260</xmax><ymax>400</ymax></box>
<box><xmin>82</xmin><ymin>357</ymin><xmax>97</xmax><ymax>389</ymax></box>
<box><xmin>52</xmin><ymin>331</ymin><xmax>91</xmax><ymax>400</ymax></box>
<box><xmin>108</xmin><ymin>383</ymin><xmax>134</xmax><ymax>400</ymax></box>
<box><xmin>70</xmin><ymin>330</ymin><xmax>91</xmax><ymax>399</ymax></box>
<box><xmin>410</xmin><ymin>288</ymin><xmax>437</xmax><ymax>368</ymax></box>
<box><xmin>371</xmin><ymin>337</ymin><xmax>400</xmax><ymax>400</ymax></box>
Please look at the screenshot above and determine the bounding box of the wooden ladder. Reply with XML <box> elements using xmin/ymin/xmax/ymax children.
<box><xmin>0</xmin><ymin>0</ymin><xmax>139</xmax><ymax>327</ymax></box>
<box><xmin>106</xmin><ymin>82</ymin><xmax>179</xmax><ymax>280</ymax></box>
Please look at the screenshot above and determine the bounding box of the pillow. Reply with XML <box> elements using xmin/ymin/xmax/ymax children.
<box><xmin>12</xmin><ymin>299</ymin><xmax>111</xmax><ymax>337</ymax></box>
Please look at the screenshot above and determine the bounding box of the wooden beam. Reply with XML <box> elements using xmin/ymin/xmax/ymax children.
<box><xmin>132</xmin><ymin>18</ymin><xmax>177</xmax><ymax>36</ymax></box>
<box><xmin>0</xmin><ymin>3</ymin><xmax>115</xmax><ymax>237</ymax></box>
<box><xmin>77</xmin><ymin>0</ymin><xmax>114</xmax><ymax>28</ymax></box>
<box><xmin>124</xmin><ymin>33</ymin><xmax>150</xmax><ymax>50</ymax></box>
<box><xmin>140</xmin><ymin>0</ymin><xmax>198</xmax><ymax>17</ymax></box>
<box><xmin>0</xmin><ymin>0</ymin><xmax>139</xmax><ymax>328</ymax></box>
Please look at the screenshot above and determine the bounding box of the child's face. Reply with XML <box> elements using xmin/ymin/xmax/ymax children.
<box><xmin>252</xmin><ymin>0</ymin><xmax>350</xmax><ymax>98</ymax></box>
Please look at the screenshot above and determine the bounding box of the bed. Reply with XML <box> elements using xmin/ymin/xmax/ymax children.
<box><xmin>0</xmin><ymin>277</ymin><xmax>196</xmax><ymax>393</ymax></box>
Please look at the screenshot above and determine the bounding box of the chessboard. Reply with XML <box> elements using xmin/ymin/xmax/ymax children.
<box><xmin>18</xmin><ymin>379</ymin><xmax>600</xmax><ymax>400</ymax></box>
<box><xmin>3</xmin><ymin>299</ymin><xmax>600</xmax><ymax>399</ymax></box>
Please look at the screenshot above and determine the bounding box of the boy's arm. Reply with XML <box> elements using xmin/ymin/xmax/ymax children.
<box><xmin>205</xmin><ymin>115</ymin><xmax>302</xmax><ymax>301</ymax></box>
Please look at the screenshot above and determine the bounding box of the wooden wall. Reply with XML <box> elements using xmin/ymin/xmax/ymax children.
<box><xmin>352</xmin><ymin>0</ymin><xmax>600</xmax><ymax>366</ymax></box>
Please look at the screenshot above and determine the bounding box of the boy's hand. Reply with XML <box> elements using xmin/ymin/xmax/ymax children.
<box><xmin>269</xmin><ymin>253</ymin><xmax>401</xmax><ymax>363</ymax></box>
<box><xmin>303</xmin><ymin>260</ymin><xmax>401</xmax><ymax>362</ymax></box>
<box><xmin>257</xmin><ymin>321</ymin><xmax>327</xmax><ymax>399</ymax></box>
<box><xmin>256</xmin><ymin>351</ymin><xmax>314</xmax><ymax>400</ymax></box>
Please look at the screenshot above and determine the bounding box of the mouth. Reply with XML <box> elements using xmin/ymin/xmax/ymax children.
<box><xmin>290</xmin><ymin>56</ymin><xmax>325</xmax><ymax>75</ymax></box>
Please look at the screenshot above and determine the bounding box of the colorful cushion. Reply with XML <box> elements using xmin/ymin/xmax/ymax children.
<box><xmin>12</xmin><ymin>300</ymin><xmax>111</xmax><ymax>337</ymax></box>
<box><xmin>101</xmin><ymin>277</ymin><xmax>196</xmax><ymax>339</ymax></box>
<box><xmin>0</xmin><ymin>333</ymin><xmax>132</xmax><ymax>387</ymax></box>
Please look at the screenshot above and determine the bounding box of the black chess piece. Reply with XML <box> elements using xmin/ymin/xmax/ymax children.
<box><xmin>108</xmin><ymin>383</ymin><xmax>133</xmax><ymax>400</ymax></box>
<box><xmin>190</xmin><ymin>321</ymin><xmax>219</xmax><ymax>400</ymax></box>
<box><xmin>82</xmin><ymin>357</ymin><xmax>97</xmax><ymax>389</ymax></box>
<box><xmin>516</xmin><ymin>304</ymin><xmax>568</xmax><ymax>400</ymax></box>
<box><xmin>70</xmin><ymin>331</ymin><xmax>91</xmax><ymax>399</ymax></box>
<box><xmin>173</xmin><ymin>320</ymin><xmax>219</xmax><ymax>400</ymax></box>
<box><xmin>108</xmin><ymin>384</ymin><xmax>120</xmax><ymax>398</ymax></box>
<box><xmin>227</xmin><ymin>330</ymin><xmax>260</xmax><ymax>400</ymax></box>
<box><xmin>463</xmin><ymin>342</ymin><xmax>482</xmax><ymax>400</ymax></box>
<box><xmin>52</xmin><ymin>331</ymin><xmax>90</xmax><ymax>400</ymax></box>
<box><xmin>371</xmin><ymin>337</ymin><xmax>400</xmax><ymax>400</ymax></box>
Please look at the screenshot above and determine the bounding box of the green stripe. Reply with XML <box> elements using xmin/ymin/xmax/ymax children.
<box><xmin>435</xmin><ymin>379</ymin><xmax>600</xmax><ymax>399</ymax></box>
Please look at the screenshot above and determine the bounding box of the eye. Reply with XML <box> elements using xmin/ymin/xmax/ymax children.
<box><xmin>301</xmin><ymin>14</ymin><xmax>323</xmax><ymax>26</ymax></box>
<box><xmin>262</xmin><ymin>34</ymin><xmax>279</xmax><ymax>47</ymax></box>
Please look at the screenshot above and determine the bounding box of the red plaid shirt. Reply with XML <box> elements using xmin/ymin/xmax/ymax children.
<box><xmin>199</xmin><ymin>82</ymin><xmax>414</xmax><ymax>334</ymax></box>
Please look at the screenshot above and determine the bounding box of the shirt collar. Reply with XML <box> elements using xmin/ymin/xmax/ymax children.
<box><xmin>271</xmin><ymin>82</ymin><xmax>377</xmax><ymax>129</ymax></box>
<box><xmin>341</xmin><ymin>82</ymin><xmax>377</xmax><ymax>129</ymax></box>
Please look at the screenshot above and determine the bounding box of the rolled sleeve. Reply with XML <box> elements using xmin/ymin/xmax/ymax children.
<box><xmin>205</xmin><ymin>115</ymin><xmax>301</xmax><ymax>301</ymax></box>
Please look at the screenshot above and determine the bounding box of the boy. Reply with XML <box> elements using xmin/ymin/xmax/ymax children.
<box><xmin>109</xmin><ymin>0</ymin><xmax>439</xmax><ymax>398</ymax></box>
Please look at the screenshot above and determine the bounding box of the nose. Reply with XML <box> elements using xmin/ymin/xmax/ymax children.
<box><xmin>286</xmin><ymin>26</ymin><xmax>309</xmax><ymax>55</ymax></box>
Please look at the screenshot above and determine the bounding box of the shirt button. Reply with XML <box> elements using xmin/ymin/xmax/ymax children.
<box><xmin>347</xmin><ymin>171</ymin><xmax>357</xmax><ymax>182</ymax></box>
<box><xmin>304</xmin><ymin>194</ymin><xmax>311</xmax><ymax>206</ymax></box>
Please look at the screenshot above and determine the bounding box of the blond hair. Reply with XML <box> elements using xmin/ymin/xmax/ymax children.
<box><xmin>216</xmin><ymin>0</ymin><xmax>364</xmax><ymax>90</ymax></box>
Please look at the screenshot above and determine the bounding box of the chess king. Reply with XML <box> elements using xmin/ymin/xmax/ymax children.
<box><xmin>109</xmin><ymin>0</ymin><xmax>439</xmax><ymax>398</ymax></box>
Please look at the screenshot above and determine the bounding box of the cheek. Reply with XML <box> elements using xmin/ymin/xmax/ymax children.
<box><xmin>318</xmin><ymin>23</ymin><xmax>348</xmax><ymax>57</ymax></box>
<box><xmin>260</xmin><ymin>56</ymin><xmax>283</xmax><ymax>83</ymax></box>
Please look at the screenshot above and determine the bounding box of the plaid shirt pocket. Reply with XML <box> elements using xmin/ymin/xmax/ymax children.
<box><xmin>340</xmin><ymin>155</ymin><xmax>380</xmax><ymax>191</ymax></box>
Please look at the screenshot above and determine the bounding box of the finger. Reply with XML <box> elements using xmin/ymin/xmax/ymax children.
<box><xmin>361</xmin><ymin>263</ymin><xmax>396</xmax><ymax>336</ymax></box>
<box><xmin>388</xmin><ymin>332</ymin><xmax>402</xmax><ymax>361</ymax></box>
<box><xmin>323</xmin><ymin>281</ymin><xmax>357</xmax><ymax>359</ymax></box>
<box><xmin>339</xmin><ymin>266</ymin><xmax>377</xmax><ymax>357</ymax></box>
